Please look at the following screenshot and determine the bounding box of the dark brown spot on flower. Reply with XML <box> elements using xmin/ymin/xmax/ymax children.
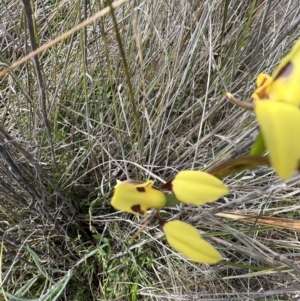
<box><xmin>131</xmin><ymin>204</ymin><xmax>144</xmax><ymax>215</ymax></box>
<box><xmin>259</xmin><ymin>93</ymin><xmax>270</xmax><ymax>100</ymax></box>
<box><xmin>162</xmin><ymin>179</ymin><xmax>173</xmax><ymax>191</ymax></box>
<box><xmin>136</xmin><ymin>187</ymin><xmax>146</xmax><ymax>192</ymax></box>
<box><xmin>274</xmin><ymin>62</ymin><xmax>293</xmax><ymax>80</ymax></box>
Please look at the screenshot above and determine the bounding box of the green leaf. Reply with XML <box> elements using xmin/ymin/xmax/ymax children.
<box><xmin>249</xmin><ymin>131</ymin><xmax>266</xmax><ymax>156</ymax></box>
<box><xmin>164</xmin><ymin>192</ymin><xmax>181</xmax><ymax>207</ymax></box>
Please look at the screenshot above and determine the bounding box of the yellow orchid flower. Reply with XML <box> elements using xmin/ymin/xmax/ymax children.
<box><xmin>111</xmin><ymin>180</ymin><xmax>166</xmax><ymax>216</ymax></box>
<box><xmin>254</xmin><ymin>100</ymin><xmax>300</xmax><ymax>180</ymax></box>
<box><xmin>251</xmin><ymin>39</ymin><xmax>300</xmax><ymax>105</ymax></box>
<box><xmin>171</xmin><ymin>170</ymin><xmax>228</xmax><ymax>205</ymax></box>
<box><xmin>250</xmin><ymin>39</ymin><xmax>300</xmax><ymax>180</ymax></box>
<box><xmin>163</xmin><ymin>220</ymin><xmax>222</xmax><ymax>264</ymax></box>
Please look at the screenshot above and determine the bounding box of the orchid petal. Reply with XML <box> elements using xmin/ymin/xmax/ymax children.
<box><xmin>171</xmin><ymin>171</ymin><xmax>228</xmax><ymax>205</ymax></box>
<box><xmin>163</xmin><ymin>220</ymin><xmax>222</xmax><ymax>264</ymax></box>
<box><xmin>255</xmin><ymin>100</ymin><xmax>300</xmax><ymax>179</ymax></box>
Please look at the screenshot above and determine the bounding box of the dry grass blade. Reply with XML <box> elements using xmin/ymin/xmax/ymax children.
<box><xmin>0</xmin><ymin>0</ymin><xmax>130</xmax><ymax>78</ymax></box>
<box><xmin>216</xmin><ymin>211</ymin><xmax>300</xmax><ymax>231</ymax></box>
<box><xmin>21</xmin><ymin>0</ymin><xmax>57</xmax><ymax>169</ymax></box>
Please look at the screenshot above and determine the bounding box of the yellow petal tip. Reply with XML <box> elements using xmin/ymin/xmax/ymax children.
<box><xmin>172</xmin><ymin>170</ymin><xmax>228</xmax><ymax>205</ymax></box>
<box><xmin>163</xmin><ymin>220</ymin><xmax>222</xmax><ymax>264</ymax></box>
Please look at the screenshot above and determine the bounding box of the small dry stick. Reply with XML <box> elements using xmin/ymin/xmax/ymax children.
<box><xmin>226</xmin><ymin>92</ymin><xmax>254</xmax><ymax>110</ymax></box>
<box><xmin>130</xmin><ymin>210</ymin><xmax>159</xmax><ymax>243</ymax></box>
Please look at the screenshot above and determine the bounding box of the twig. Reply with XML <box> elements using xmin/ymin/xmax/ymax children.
<box><xmin>226</xmin><ymin>92</ymin><xmax>254</xmax><ymax>110</ymax></box>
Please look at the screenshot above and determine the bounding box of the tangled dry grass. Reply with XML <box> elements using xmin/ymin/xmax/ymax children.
<box><xmin>1</xmin><ymin>0</ymin><xmax>300</xmax><ymax>300</ymax></box>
